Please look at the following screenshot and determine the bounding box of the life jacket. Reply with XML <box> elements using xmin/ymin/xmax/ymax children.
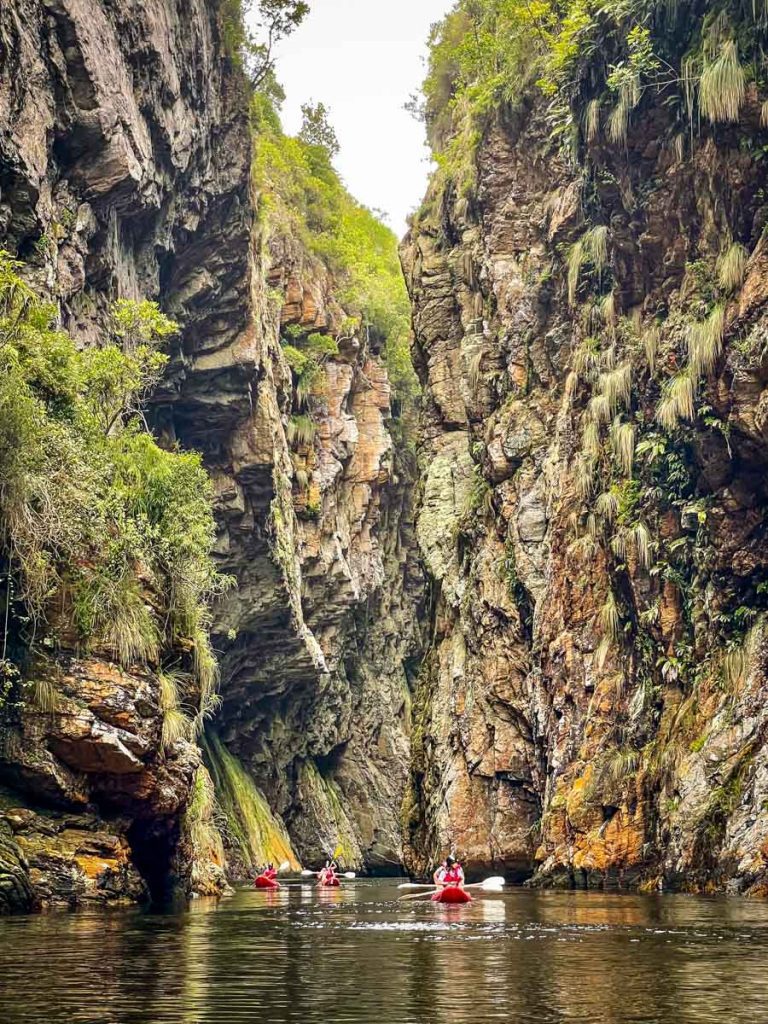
<box><xmin>443</xmin><ymin>864</ymin><xmax>462</xmax><ymax>885</ymax></box>
<box><xmin>264</xmin><ymin>868</ymin><xmax>277</xmax><ymax>880</ymax></box>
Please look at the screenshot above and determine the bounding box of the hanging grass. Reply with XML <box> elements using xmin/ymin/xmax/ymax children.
<box><xmin>159</xmin><ymin>671</ymin><xmax>192</xmax><ymax>751</ymax></box>
<box><xmin>600</xmin><ymin>590</ymin><xmax>621</xmax><ymax>642</ymax></box>
<box><xmin>573</xmin><ymin>337</ymin><xmax>600</xmax><ymax>382</ymax></box>
<box><xmin>28</xmin><ymin>676</ymin><xmax>58</xmax><ymax>713</ymax></box>
<box><xmin>611</xmin><ymin>529</ymin><xmax>628</xmax><ymax>561</ymax></box>
<box><xmin>467</xmin><ymin>347</ymin><xmax>485</xmax><ymax>392</ymax></box>
<box><xmin>700</xmin><ymin>39</ymin><xmax>746</xmax><ymax>123</ymax></box>
<box><xmin>568</xmin><ymin>533</ymin><xmax>599</xmax><ymax>561</ymax></box>
<box><xmin>588</xmin><ymin>393</ymin><xmax>612</xmax><ymax>426</ymax></box>
<box><xmin>762</xmin><ymin>100</ymin><xmax>768</xmax><ymax>128</ymax></box>
<box><xmin>582</xmin><ymin>418</ymin><xmax>601</xmax><ymax>459</ymax></box>
<box><xmin>643</xmin><ymin>326</ymin><xmax>660</xmax><ymax>374</ymax></box>
<box><xmin>600</xmin><ymin>291</ymin><xmax>616</xmax><ymax>329</ymax></box>
<box><xmin>595</xmin><ymin>490</ymin><xmax>619</xmax><ymax>524</ymax></box>
<box><xmin>688</xmin><ymin>305</ymin><xmax>725</xmax><ymax>377</ymax></box>
<box><xmin>632</xmin><ymin>521</ymin><xmax>652</xmax><ymax>570</ymax></box>
<box><xmin>567</xmin><ymin>239</ymin><xmax>585</xmax><ymax>306</ymax></box>
<box><xmin>286</xmin><ymin>414</ymin><xmax>316</xmax><ymax>447</ymax></box>
<box><xmin>610</xmin><ymin>418</ymin><xmax>636</xmax><ymax>477</ymax></box>
<box><xmin>584</xmin><ymin>99</ymin><xmax>600</xmax><ymax>143</ymax></box>
<box><xmin>595</xmin><ymin>635</ymin><xmax>612</xmax><ymax>672</ymax></box>
<box><xmin>575</xmin><ymin>455</ymin><xmax>596</xmax><ymax>499</ymax></box>
<box><xmin>203</xmin><ymin>733</ymin><xmax>299</xmax><ymax>871</ymax></box>
<box><xmin>598</xmin><ymin>363</ymin><xmax>632</xmax><ymax>419</ymax></box>
<box><xmin>721</xmin><ymin>618</ymin><xmax>763</xmax><ymax>693</ymax></box>
<box><xmin>586</xmin><ymin>226</ymin><xmax>610</xmax><ymax>275</ymax></box>
<box><xmin>717</xmin><ymin>243</ymin><xmax>747</xmax><ymax>293</ymax></box>
<box><xmin>656</xmin><ymin>368</ymin><xmax>696</xmax><ymax>429</ymax></box>
<box><xmin>193</xmin><ymin>625</ymin><xmax>220</xmax><ymax>729</ymax></box>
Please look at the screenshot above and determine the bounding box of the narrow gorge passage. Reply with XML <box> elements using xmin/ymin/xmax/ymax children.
<box><xmin>4</xmin><ymin>1</ymin><xmax>768</xmax><ymax>1019</ymax></box>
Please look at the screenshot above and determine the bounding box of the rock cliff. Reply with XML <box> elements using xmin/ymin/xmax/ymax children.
<box><xmin>0</xmin><ymin>0</ymin><xmax>419</xmax><ymax>910</ymax></box>
<box><xmin>403</xmin><ymin>1</ymin><xmax>768</xmax><ymax>893</ymax></box>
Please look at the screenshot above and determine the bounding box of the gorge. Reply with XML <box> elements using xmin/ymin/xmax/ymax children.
<box><xmin>4</xmin><ymin>0</ymin><xmax>768</xmax><ymax>916</ymax></box>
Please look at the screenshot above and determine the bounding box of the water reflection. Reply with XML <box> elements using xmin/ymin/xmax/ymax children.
<box><xmin>2</xmin><ymin>882</ymin><xmax>768</xmax><ymax>1023</ymax></box>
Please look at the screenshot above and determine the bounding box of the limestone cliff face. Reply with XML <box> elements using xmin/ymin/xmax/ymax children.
<box><xmin>0</xmin><ymin>0</ymin><xmax>419</xmax><ymax>909</ymax></box>
<box><xmin>403</xmin><ymin>36</ymin><xmax>768</xmax><ymax>892</ymax></box>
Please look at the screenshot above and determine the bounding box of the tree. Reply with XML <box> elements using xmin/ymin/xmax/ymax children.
<box><xmin>249</xmin><ymin>0</ymin><xmax>310</xmax><ymax>88</ymax></box>
<box><xmin>299</xmin><ymin>101</ymin><xmax>340</xmax><ymax>158</ymax></box>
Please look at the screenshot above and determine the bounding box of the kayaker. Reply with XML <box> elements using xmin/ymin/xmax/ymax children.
<box><xmin>442</xmin><ymin>855</ymin><xmax>465</xmax><ymax>889</ymax></box>
<box><xmin>433</xmin><ymin>859</ymin><xmax>447</xmax><ymax>887</ymax></box>
<box><xmin>318</xmin><ymin>860</ymin><xmax>339</xmax><ymax>886</ymax></box>
<box><xmin>263</xmin><ymin>863</ymin><xmax>278</xmax><ymax>882</ymax></box>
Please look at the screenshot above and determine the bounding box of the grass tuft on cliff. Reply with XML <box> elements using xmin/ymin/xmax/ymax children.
<box><xmin>0</xmin><ymin>252</ymin><xmax>226</xmax><ymax>714</ymax></box>
<box><xmin>417</xmin><ymin>1</ymin><xmax>767</xmax><ymax>189</ymax></box>
<box><xmin>251</xmin><ymin>94</ymin><xmax>418</xmax><ymax>404</ymax></box>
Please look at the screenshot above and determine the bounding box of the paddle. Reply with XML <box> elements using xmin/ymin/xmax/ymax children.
<box><xmin>277</xmin><ymin>861</ymin><xmax>291</xmax><ymax>873</ymax></box>
<box><xmin>397</xmin><ymin>876</ymin><xmax>505</xmax><ymax>891</ymax></box>
<box><xmin>398</xmin><ymin>877</ymin><xmax>506</xmax><ymax>901</ymax></box>
<box><xmin>301</xmin><ymin>870</ymin><xmax>357</xmax><ymax>879</ymax></box>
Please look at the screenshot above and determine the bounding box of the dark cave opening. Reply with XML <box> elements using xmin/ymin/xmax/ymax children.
<box><xmin>127</xmin><ymin>818</ymin><xmax>183</xmax><ymax>906</ymax></box>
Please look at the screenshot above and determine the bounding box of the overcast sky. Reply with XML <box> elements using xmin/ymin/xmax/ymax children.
<box><xmin>265</xmin><ymin>0</ymin><xmax>453</xmax><ymax>237</ymax></box>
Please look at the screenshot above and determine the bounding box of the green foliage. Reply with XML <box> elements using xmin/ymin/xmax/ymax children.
<box><xmin>0</xmin><ymin>253</ymin><xmax>224</xmax><ymax>692</ymax></box>
<box><xmin>221</xmin><ymin>0</ymin><xmax>309</xmax><ymax>85</ymax></box>
<box><xmin>203</xmin><ymin>732</ymin><xmax>297</xmax><ymax>870</ymax></box>
<box><xmin>254</xmin><ymin>96</ymin><xmax>418</xmax><ymax>403</ymax></box>
<box><xmin>299</xmin><ymin>102</ymin><xmax>340</xmax><ymax>158</ymax></box>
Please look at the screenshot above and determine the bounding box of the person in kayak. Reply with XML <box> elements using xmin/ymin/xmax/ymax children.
<box><xmin>433</xmin><ymin>859</ymin><xmax>447</xmax><ymax>887</ymax></box>
<box><xmin>263</xmin><ymin>863</ymin><xmax>278</xmax><ymax>882</ymax></box>
<box><xmin>318</xmin><ymin>860</ymin><xmax>339</xmax><ymax>886</ymax></box>
<box><xmin>431</xmin><ymin>855</ymin><xmax>470</xmax><ymax>903</ymax></box>
<box><xmin>441</xmin><ymin>856</ymin><xmax>465</xmax><ymax>889</ymax></box>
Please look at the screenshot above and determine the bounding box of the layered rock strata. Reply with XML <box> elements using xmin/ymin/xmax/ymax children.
<box><xmin>403</xmin><ymin>44</ymin><xmax>768</xmax><ymax>893</ymax></box>
<box><xmin>0</xmin><ymin>0</ymin><xmax>420</xmax><ymax>908</ymax></box>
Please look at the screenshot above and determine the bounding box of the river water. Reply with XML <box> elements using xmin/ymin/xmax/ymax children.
<box><xmin>1</xmin><ymin>880</ymin><xmax>768</xmax><ymax>1023</ymax></box>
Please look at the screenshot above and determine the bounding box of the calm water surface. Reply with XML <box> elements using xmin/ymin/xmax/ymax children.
<box><xmin>1</xmin><ymin>880</ymin><xmax>767</xmax><ymax>1023</ymax></box>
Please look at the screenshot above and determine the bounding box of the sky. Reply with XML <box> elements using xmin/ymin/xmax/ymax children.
<box><xmin>263</xmin><ymin>0</ymin><xmax>453</xmax><ymax>237</ymax></box>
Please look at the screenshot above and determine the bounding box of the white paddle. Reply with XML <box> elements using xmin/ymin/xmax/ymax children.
<box><xmin>277</xmin><ymin>861</ymin><xmax>291</xmax><ymax>873</ymax></box>
<box><xmin>301</xmin><ymin>870</ymin><xmax>357</xmax><ymax>879</ymax></box>
<box><xmin>398</xmin><ymin>876</ymin><xmax>505</xmax><ymax>901</ymax></box>
<box><xmin>398</xmin><ymin>876</ymin><xmax>505</xmax><ymax>891</ymax></box>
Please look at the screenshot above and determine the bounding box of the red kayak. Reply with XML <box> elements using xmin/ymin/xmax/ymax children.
<box><xmin>432</xmin><ymin>886</ymin><xmax>472</xmax><ymax>904</ymax></box>
<box><xmin>318</xmin><ymin>877</ymin><xmax>340</xmax><ymax>888</ymax></box>
<box><xmin>254</xmin><ymin>875</ymin><xmax>280</xmax><ymax>889</ymax></box>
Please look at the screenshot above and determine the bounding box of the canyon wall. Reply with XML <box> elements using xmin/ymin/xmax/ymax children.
<box><xmin>403</xmin><ymin>2</ymin><xmax>768</xmax><ymax>894</ymax></box>
<box><xmin>0</xmin><ymin>0</ymin><xmax>419</xmax><ymax>910</ymax></box>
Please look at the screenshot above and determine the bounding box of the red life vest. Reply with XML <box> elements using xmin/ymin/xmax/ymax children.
<box><xmin>443</xmin><ymin>864</ymin><xmax>462</xmax><ymax>885</ymax></box>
